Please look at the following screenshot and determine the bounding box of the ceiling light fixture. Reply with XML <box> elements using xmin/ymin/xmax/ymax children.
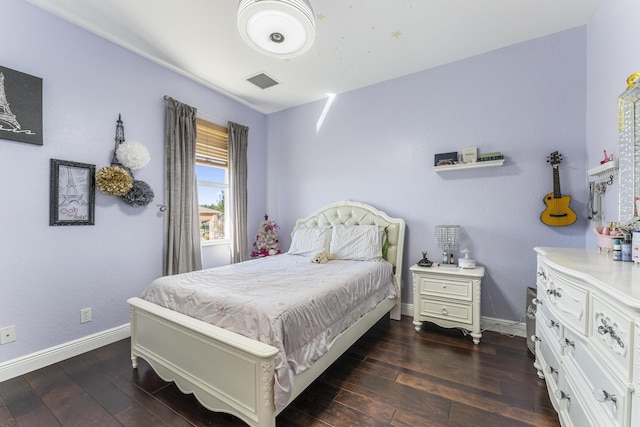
<box><xmin>237</xmin><ymin>0</ymin><xmax>315</xmax><ymax>59</ymax></box>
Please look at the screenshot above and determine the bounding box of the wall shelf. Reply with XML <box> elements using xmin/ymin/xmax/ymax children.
<box><xmin>587</xmin><ymin>159</ymin><xmax>618</xmax><ymax>182</ymax></box>
<box><xmin>433</xmin><ymin>159</ymin><xmax>505</xmax><ymax>172</ymax></box>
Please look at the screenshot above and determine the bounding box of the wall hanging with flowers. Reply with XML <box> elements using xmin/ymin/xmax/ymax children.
<box><xmin>95</xmin><ymin>114</ymin><xmax>154</xmax><ymax>207</ymax></box>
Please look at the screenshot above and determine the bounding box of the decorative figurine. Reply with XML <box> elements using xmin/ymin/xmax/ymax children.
<box><xmin>418</xmin><ymin>250</ymin><xmax>433</xmax><ymax>267</ymax></box>
<box><xmin>600</xmin><ymin>149</ymin><xmax>613</xmax><ymax>164</ymax></box>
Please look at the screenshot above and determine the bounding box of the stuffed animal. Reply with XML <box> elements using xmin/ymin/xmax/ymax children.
<box><xmin>310</xmin><ymin>248</ymin><xmax>336</xmax><ymax>264</ymax></box>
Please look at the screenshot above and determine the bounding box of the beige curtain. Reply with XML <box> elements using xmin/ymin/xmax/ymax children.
<box><xmin>163</xmin><ymin>97</ymin><xmax>202</xmax><ymax>275</ymax></box>
<box><xmin>228</xmin><ymin>121</ymin><xmax>249</xmax><ymax>263</ymax></box>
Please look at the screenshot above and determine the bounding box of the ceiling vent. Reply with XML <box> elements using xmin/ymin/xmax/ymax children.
<box><xmin>246</xmin><ymin>72</ymin><xmax>280</xmax><ymax>90</ymax></box>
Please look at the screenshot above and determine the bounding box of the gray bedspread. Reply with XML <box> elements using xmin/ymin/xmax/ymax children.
<box><xmin>140</xmin><ymin>254</ymin><xmax>397</xmax><ymax>411</ymax></box>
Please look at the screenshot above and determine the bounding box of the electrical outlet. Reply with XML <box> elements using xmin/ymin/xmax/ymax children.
<box><xmin>80</xmin><ymin>308</ymin><xmax>92</xmax><ymax>323</ymax></box>
<box><xmin>0</xmin><ymin>325</ymin><xmax>16</xmax><ymax>344</ymax></box>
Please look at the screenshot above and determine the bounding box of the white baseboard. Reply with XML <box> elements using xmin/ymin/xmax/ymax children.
<box><xmin>0</xmin><ymin>324</ymin><xmax>130</xmax><ymax>383</ymax></box>
<box><xmin>400</xmin><ymin>303</ymin><xmax>526</xmax><ymax>338</ymax></box>
<box><xmin>480</xmin><ymin>316</ymin><xmax>527</xmax><ymax>337</ymax></box>
<box><xmin>400</xmin><ymin>302</ymin><xmax>413</xmax><ymax>318</ymax></box>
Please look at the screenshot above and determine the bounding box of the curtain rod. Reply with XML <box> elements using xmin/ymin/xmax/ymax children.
<box><xmin>163</xmin><ymin>95</ymin><xmax>228</xmax><ymax>125</ymax></box>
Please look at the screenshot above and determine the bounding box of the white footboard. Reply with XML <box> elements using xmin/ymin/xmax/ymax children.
<box><xmin>128</xmin><ymin>296</ymin><xmax>399</xmax><ymax>426</ymax></box>
<box><xmin>128</xmin><ymin>297</ymin><xmax>279</xmax><ymax>427</ymax></box>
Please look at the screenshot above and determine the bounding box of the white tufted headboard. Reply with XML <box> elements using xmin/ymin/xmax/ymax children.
<box><xmin>293</xmin><ymin>200</ymin><xmax>406</xmax><ymax>305</ymax></box>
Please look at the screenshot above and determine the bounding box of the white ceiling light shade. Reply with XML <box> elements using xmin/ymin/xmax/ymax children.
<box><xmin>238</xmin><ymin>0</ymin><xmax>315</xmax><ymax>59</ymax></box>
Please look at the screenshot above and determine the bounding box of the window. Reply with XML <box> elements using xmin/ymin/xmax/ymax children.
<box><xmin>196</xmin><ymin>118</ymin><xmax>229</xmax><ymax>243</ymax></box>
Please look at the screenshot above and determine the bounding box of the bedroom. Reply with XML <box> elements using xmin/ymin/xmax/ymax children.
<box><xmin>0</xmin><ymin>0</ymin><xmax>638</xmax><ymax>425</ymax></box>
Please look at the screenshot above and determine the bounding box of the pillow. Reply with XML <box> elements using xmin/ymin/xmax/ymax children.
<box><xmin>288</xmin><ymin>226</ymin><xmax>332</xmax><ymax>256</ymax></box>
<box><xmin>329</xmin><ymin>225</ymin><xmax>384</xmax><ymax>261</ymax></box>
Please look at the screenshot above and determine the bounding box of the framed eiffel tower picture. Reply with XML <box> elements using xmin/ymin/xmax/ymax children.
<box><xmin>50</xmin><ymin>159</ymin><xmax>96</xmax><ymax>226</ymax></box>
<box><xmin>0</xmin><ymin>66</ymin><xmax>43</xmax><ymax>146</ymax></box>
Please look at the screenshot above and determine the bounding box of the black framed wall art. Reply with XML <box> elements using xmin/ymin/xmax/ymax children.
<box><xmin>0</xmin><ymin>65</ymin><xmax>43</xmax><ymax>146</ymax></box>
<box><xmin>50</xmin><ymin>159</ymin><xmax>96</xmax><ymax>226</ymax></box>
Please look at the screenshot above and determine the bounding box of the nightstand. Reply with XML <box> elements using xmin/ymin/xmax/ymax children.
<box><xmin>410</xmin><ymin>263</ymin><xmax>485</xmax><ymax>344</ymax></box>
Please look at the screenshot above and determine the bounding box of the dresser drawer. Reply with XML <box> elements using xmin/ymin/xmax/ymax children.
<box><xmin>546</xmin><ymin>268</ymin><xmax>589</xmax><ymax>335</ymax></box>
<box><xmin>415</xmin><ymin>274</ymin><xmax>472</xmax><ymax>301</ymax></box>
<box><xmin>590</xmin><ymin>294</ymin><xmax>633</xmax><ymax>381</ymax></box>
<box><xmin>562</xmin><ymin>370</ymin><xmax>598</xmax><ymax>427</ymax></box>
<box><xmin>564</xmin><ymin>329</ymin><xmax>630</xmax><ymax>426</ymax></box>
<box><xmin>536</xmin><ymin>312</ymin><xmax>562</xmax><ymax>394</ymax></box>
<box><xmin>536</xmin><ymin>256</ymin><xmax>549</xmax><ymax>287</ymax></box>
<box><xmin>418</xmin><ymin>298</ymin><xmax>472</xmax><ymax>325</ymax></box>
<box><xmin>537</xmin><ymin>309</ymin><xmax>563</xmax><ymax>358</ymax></box>
<box><xmin>536</xmin><ymin>291</ymin><xmax>563</xmax><ymax>346</ymax></box>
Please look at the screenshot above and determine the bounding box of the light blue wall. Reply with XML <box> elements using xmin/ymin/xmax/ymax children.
<box><xmin>586</xmin><ymin>0</ymin><xmax>640</xmax><ymax>246</ymax></box>
<box><xmin>266</xmin><ymin>28</ymin><xmax>588</xmax><ymax>322</ymax></box>
<box><xmin>0</xmin><ymin>0</ymin><xmax>267</xmax><ymax>362</ymax></box>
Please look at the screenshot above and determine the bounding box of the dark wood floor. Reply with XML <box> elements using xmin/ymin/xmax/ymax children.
<box><xmin>0</xmin><ymin>316</ymin><xmax>560</xmax><ymax>426</ymax></box>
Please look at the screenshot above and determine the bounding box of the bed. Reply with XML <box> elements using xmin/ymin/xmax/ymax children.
<box><xmin>127</xmin><ymin>200</ymin><xmax>405</xmax><ymax>427</ymax></box>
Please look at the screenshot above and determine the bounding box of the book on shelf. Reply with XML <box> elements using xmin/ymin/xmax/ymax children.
<box><xmin>478</xmin><ymin>152</ymin><xmax>503</xmax><ymax>162</ymax></box>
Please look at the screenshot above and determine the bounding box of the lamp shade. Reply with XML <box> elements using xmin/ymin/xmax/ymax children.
<box><xmin>238</xmin><ymin>0</ymin><xmax>315</xmax><ymax>58</ymax></box>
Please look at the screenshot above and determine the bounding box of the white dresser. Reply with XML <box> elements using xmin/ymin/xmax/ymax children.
<box><xmin>411</xmin><ymin>264</ymin><xmax>484</xmax><ymax>344</ymax></box>
<box><xmin>533</xmin><ymin>247</ymin><xmax>640</xmax><ymax>427</ymax></box>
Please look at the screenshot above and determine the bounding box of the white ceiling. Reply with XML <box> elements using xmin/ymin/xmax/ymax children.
<box><xmin>26</xmin><ymin>0</ymin><xmax>598</xmax><ymax>114</ymax></box>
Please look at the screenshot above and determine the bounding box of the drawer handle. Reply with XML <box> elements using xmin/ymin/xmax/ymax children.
<box><xmin>532</xmin><ymin>297</ymin><xmax>542</xmax><ymax>306</ymax></box>
<box><xmin>441</xmin><ymin>307</ymin><xmax>449</xmax><ymax>316</ymax></box>
<box><xmin>538</xmin><ymin>270</ymin><xmax>547</xmax><ymax>280</ymax></box>
<box><xmin>546</xmin><ymin>319</ymin><xmax>559</xmax><ymax>329</ymax></box>
<box><xmin>593</xmin><ymin>388</ymin><xmax>618</xmax><ymax>409</ymax></box>
<box><xmin>546</xmin><ymin>288</ymin><xmax>561</xmax><ymax>298</ymax></box>
<box><xmin>531</xmin><ymin>335</ymin><xmax>540</xmax><ymax>343</ymax></box>
<box><xmin>548</xmin><ymin>366</ymin><xmax>559</xmax><ymax>378</ymax></box>
<box><xmin>562</xmin><ymin>338</ymin><xmax>575</xmax><ymax>349</ymax></box>
<box><xmin>597</xmin><ymin>319</ymin><xmax>625</xmax><ymax>349</ymax></box>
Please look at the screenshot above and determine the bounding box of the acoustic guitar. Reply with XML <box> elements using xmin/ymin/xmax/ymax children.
<box><xmin>540</xmin><ymin>151</ymin><xmax>577</xmax><ymax>226</ymax></box>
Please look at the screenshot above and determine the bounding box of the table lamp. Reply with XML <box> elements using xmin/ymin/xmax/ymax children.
<box><xmin>434</xmin><ymin>225</ymin><xmax>461</xmax><ymax>265</ymax></box>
